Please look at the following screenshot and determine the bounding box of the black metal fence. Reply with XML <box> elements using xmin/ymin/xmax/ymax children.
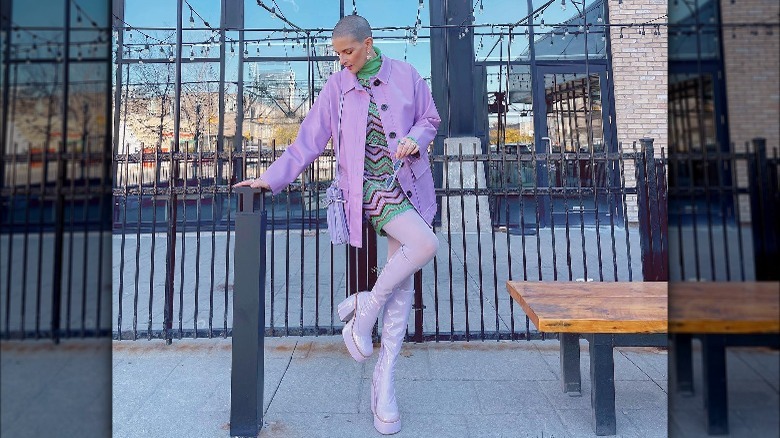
<box><xmin>102</xmin><ymin>137</ymin><xmax>663</xmax><ymax>342</ymax></box>
<box><xmin>4</xmin><ymin>136</ymin><xmax>777</xmax><ymax>342</ymax></box>
<box><xmin>1</xmin><ymin>137</ymin><xmax>113</xmax><ymax>341</ymax></box>
<box><xmin>667</xmin><ymin>138</ymin><xmax>779</xmax><ymax>282</ymax></box>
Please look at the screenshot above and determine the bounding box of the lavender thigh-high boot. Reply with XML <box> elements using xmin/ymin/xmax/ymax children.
<box><xmin>372</xmin><ymin>274</ymin><xmax>414</xmax><ymax>434</ymax></box>
<box><xmin>337</xmin><ymin>210</ymin><xmax>438</xmax><ymax>363</ymax></box>
<box><xmin>371</xmin><ymin>234</ymin><xmax>415</xmax><ymax>434</ymax></box>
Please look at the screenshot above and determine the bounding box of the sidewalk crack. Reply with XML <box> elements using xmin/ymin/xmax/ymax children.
<box><xmin>263</xmin><ymin>340</ymin><xmax>298</xmax><ymax>417</ymax></box>
<box><xmin>618</xmin><ymin>349</ymin><xmax>666</xmax><ymax>393</ymax></box>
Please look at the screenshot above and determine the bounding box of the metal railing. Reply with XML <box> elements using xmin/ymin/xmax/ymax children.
<box><xmin>98</xmin><ymin>137</ymin><xmax>664</xmax><ymax>342</ymax></box>
<box><xmin>667</xmin><ymin>138</ymin><xmax>779</xmax><ymax>282</ymax></box>
<box><xmin>1</xmin><ymin>137</ymin><xmax>113</xmax><ymax>341</ymax></box>
<box><xmin>5</xmin><ymin>136</ymin><xmax>774</xmax><ymax>342</ymax></box>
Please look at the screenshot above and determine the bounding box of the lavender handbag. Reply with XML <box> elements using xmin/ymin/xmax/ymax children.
<box><xmin>324</xmin><ymin>93</ymin><xmax>349</xmax><ymax>245</ymax></box>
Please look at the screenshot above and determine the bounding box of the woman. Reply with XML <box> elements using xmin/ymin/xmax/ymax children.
<box><xmin>234</xmin><ymin>14</ymin><xmax>440</xmax><ymax>435</ymax></box>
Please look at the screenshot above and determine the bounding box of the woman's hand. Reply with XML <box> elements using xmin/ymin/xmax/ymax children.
<box><xmin>395</xmin><ymin>137</ymin><xmax>420</xmax><ymax>159</ymax></box>
<box><xmin>233</xmin><ymin>177</ymin><xmax>271</xmax><ymax>190</ymax></box>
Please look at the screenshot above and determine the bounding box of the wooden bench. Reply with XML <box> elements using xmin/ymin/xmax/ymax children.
<box><xmin>669</xmin><ymin>282</ymin><xmax>780</xmax><ymax>435</ymax></box>
<box><xmin>506</xmin><ymin>281</ymin><xmax>668</xmax><ymax>436</ymax></box>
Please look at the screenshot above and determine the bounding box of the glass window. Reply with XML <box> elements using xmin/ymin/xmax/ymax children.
<box><xmin>243</xmin><ymin>0</ymin><xmax>341</xmax><ymax>30</ymax></box>
<box><xmin>669</xmin><ymin>0</ymin><xmax>720</xmax><ymax>61</ymax></box>
<box><xmin>473</xmin><ymin>0</ymin><xmax>531</xmax><ymax>62</ymax></box>
<box><xmin>531</xmin><ymin>0</ymin><xmax>607</xmax><ymax>61</ymax></box>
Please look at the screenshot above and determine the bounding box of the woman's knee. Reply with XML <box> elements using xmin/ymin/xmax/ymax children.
<box><xmin>418</xmin><ymin>230</ymin><xmax>439</xmax><ymax>260</ymax></box>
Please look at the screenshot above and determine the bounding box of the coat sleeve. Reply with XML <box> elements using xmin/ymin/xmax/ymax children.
<box><xmin>405</xmin><ymin>68</ymin><xmax>441</xmax><ymax>158</ymax></box>
<box><xmin>260</xmin><ymin>76</ymin><xmax>337</xmax><ymax>195</ymax></box>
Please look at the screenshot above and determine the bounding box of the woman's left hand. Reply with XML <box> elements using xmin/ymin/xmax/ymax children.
<box><xmin>395</xmin><ymin>137</ymin><xmax>419</xmax><ymax>159</ymax></box>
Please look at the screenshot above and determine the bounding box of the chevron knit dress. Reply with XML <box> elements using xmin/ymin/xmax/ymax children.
<box><xmin>359</xmin><ymin>77</ymin><xmax>415</xmax><ymax>236</ymax></box>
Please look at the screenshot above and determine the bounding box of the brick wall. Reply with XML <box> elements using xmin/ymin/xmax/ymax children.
<box><xmin>720</xmin><ymin>0</ymin><xmax>779</xmax><ymax>222</ymax></box>
<box><xmin>607</xmin><ymin>0</ymin><xmax>668</xmax><ymax>222</ymax></box>
<box><xmin>720</xmin><ymin>0</ymin><xmax>780</xmax><ymax>153</ymax></box>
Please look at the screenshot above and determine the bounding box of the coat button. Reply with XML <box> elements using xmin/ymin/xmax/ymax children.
<box><xmin>389</xmin><ymin>132</ymin><xmax>396</xmax><ymax>139</ymax></box>
<box><xmin>406</xmin><ymin>190</ymin><xmax>413</xmax><ymax>197</ymax></box>
<box><xmin>380</xmin><ymin>104</ymin><xmax>388</xmax><ymax>111</ymax></box>
<box><xmin>373</xmin><ymin>79</ymin><xmax>381</xmax><ymax>86</ymax></box>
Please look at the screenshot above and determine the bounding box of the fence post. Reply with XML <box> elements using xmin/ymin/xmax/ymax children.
<box><xmin>413</xmin><ymin>271</ymin><xmax>424</xmax><ymax>343</ymax></box>
<box><xmin>656</xmin><ymin>149</ymin><xmax>669</xmax><ymax>281</ymax></box>
<box><xmin>748</xmin><ymin>138</ymin><xmax>779</xmax><ymax>281</ymax></box>
<box><xmin>348</xmin><ymin>222</ymin><xmax>378</xmax><ymax>294</ymax></box>
<box><xmin>636</xmin><ymin>138</ymin><xmax>667</xmax><ymax>281</ymax></box>
<box><xmin>230</xmin><ymin>187</ymin><xmax>267</xmax><ymax>437</ymax></box>
<box><xmin>348</xmin><ymin>222</ymin><xmax>379</xmax><ymax>341</ymax></box>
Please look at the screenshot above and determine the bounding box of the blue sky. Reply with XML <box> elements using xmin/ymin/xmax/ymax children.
<box><xmin>117</xmin><ymin>0</ymin><xmax>595</xmax><ymax>81</ymax></box>
<box><xmin>9</xmin><ymin>0</ymin><xmax>604</xmax><ymax>96</ymax></box>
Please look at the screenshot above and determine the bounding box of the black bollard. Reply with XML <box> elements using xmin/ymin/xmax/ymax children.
<box><xmin>230</xmin><ymin>187</ymin><xmax>267</xmax><ymax>437</ymax></box>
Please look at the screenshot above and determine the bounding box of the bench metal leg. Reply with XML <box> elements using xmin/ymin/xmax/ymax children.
<box><xmin>560</xmin><ymin>333</ymin><xmax>582</xmax><ymax>395</ymax></box>
<box><xmin>673</xmin><ymin>333</ymin><xmax>694</xmax><ymax>395</ymax></box>
<box><xmin>589</xmin><ymin>334</ymin><xmax>616</xmax><ymax>436</ymax></box>
<box><xmin>702</xmin><ymin>334</ymin><xmax>729</xmax><ymax>435</ymax></box>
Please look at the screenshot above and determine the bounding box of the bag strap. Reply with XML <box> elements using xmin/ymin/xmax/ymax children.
<box><xmin>334</xmin><ymin>78</ymin><xmax>344</xmax><ymax>185</ymax></box>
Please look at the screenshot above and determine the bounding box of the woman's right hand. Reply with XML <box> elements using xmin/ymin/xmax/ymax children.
<box><xmin>233</xmin><ymin>176</ymin><xmax>271</xmax><ymax>190</ymax></box>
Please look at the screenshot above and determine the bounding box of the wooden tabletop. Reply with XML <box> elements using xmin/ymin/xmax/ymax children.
<box><xmin>506</xmin><ymin>281</ymin><xmax>668</xmax><ymax>334</ymax></box>
<box><xmin>669</xmin><ymin>282</ymin><xmax>780</xmax><ymax>334</ymax></box>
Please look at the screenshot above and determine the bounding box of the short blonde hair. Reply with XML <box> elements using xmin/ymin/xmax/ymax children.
<box><xmin>332</xmin><ymin>14</ymin><xmax>372</xmax><ymax>41</ymax></box>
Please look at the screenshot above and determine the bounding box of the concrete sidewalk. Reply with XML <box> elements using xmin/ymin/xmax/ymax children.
<box><xmin>2</xmin><ymin>336</ymin><xmax>775</xmax><ymax>437</ymax></box>
<box><xmin>112</xmin><ymin>337</ymin><xmax>672</xmax><ymax>438</ymax></box>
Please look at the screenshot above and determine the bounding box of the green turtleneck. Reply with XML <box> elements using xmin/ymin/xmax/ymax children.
<box><xmin>357</xmin><ymin>46</ymin><xmax>382</xmax><ymax>79</ymax></box>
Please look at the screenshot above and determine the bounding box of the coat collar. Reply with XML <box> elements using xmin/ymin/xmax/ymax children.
<box><xmin>339</xmin><ymin>54</ymin><xmax>393</xmax><ymax>95</ymax></box>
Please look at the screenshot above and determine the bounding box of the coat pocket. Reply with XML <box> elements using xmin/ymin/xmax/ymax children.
<box><xmin>407</xmin><ymin>153</ymin><xmax>431</xmax><ymax>180</ymax></box>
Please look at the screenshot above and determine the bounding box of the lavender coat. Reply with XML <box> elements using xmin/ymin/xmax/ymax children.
<box><xmin>260</xmin><ymin>55</ymin><xmax>441</xmax><ymax>248</ymax></box>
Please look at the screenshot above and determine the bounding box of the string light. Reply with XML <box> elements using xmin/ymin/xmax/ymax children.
<box><xmin>100</xmin><ymin>3</ymin><xmax>682</xmax><ymax>69</ymax></box>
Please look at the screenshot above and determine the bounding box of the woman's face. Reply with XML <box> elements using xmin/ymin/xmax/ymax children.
<box><xmin>332</xmin><ymin>36</ymin><xmax>373</xmax><ymax>74</ymax></box>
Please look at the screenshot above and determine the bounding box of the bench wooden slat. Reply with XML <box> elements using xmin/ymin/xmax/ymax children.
<box><xmin>669</xmin><ymin>282</ymin><xmax>780</xmax><ymax>334</ymax></box>
<box><xmin>506</xmin><ymin>281</ymin><xmax>668</xmax><ymax>334</ymax></box>
<box><xmin>514</xmin><ymin>281</ymin><xmax>668</xmax><ymax>298</ymax></box>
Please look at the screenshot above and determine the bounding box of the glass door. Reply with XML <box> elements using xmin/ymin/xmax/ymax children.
<box><xmin>669</xmin><ymin>62</ymin><xmax>733</xmax><ymax>223</ymax></box>
<box><xmin>533</xmin><ymin>64</ymin><xmax>616</xmax><ymax>225</ymax></box>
